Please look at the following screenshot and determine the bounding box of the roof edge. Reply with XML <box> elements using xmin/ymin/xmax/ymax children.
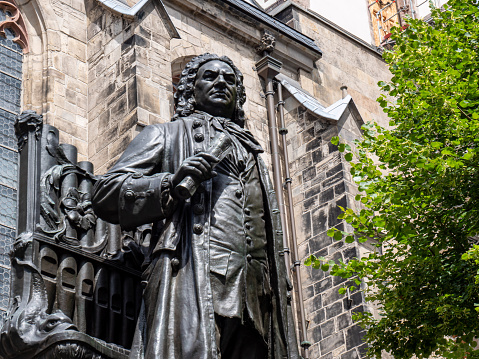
<box><xmin>221</xmin><ymin>0</ymin><xmax>322</xmax><ymax>57</ymax></box>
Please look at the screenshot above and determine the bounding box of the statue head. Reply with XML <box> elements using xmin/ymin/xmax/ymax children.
<box><xmin>173</xmin><ymin>53</ymin><xmax>246</xmax><ymax>126</ymax></box>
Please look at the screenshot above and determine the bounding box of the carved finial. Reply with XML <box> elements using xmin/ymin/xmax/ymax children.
<box><xmin>256</xmin><ymin>31</ymin><xmax>276</xmax><ymax>55</ymax></box>
<box><xmin>340</xmin><ymin>85</ymin><xmax>348</xmax><ymax>99</ymax></box>
<box><xmin>14</xmin><ymin>110</ymin><xmax>43</xmax><ymax>152</ymax></box>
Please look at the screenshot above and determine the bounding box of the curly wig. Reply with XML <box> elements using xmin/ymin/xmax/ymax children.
<box><xmin>173</xmin><ymin>53</ymin><xmax>247</xmax><ymax>127</ymax></box>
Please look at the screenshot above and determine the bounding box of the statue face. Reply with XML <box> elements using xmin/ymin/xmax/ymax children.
<box><xmin>194</xmin><ymin>60</ymin><xmax>237</xmax><ymax>119</ymax></box>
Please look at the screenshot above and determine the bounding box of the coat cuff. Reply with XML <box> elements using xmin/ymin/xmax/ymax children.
<box><xmin>119</xmin><ymin>172</ymin><xmax>177</xmax><ymax>230</ymax></box>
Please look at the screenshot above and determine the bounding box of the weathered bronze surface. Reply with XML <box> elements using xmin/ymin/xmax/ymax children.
<box><xmin>1</xmin><ymin>112</ymin><xmax>140</xmax><ymax>359</ymax></box>
<box><xmin>92</xmin><ymin>53</ymin><xmax>299</xmax><ymax>358</ymax></box>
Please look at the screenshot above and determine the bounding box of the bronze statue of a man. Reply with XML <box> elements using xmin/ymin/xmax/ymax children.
<box><xmin>92</xmin><ymin>53</ymin><xmax>299</xmax><ymax>359</ymax></box>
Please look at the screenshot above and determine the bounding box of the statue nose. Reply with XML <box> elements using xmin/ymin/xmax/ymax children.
<box><xmin>214</xmin><ymin>75</ymin><xmax>227</xmax><ymax>87</ymax></box>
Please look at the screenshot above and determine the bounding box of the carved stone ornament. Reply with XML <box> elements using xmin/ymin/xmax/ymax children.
<box><xmin>256</xmin><ymin>31</ymin><xmax>276</xmax><ymax>54</ymax></box>
<box><xmin>0</xmin><ymin>233</ymin><xmax>77</xmax><ymax>359</ymax></box>
<box><xmin>0</xmin><ymin>0</ymin><xmax>29</xmax><ymax>52</ymax></box>
<box><xmin>14</xmin><ymin>110</ymin><xmax>43</xmax><ymax>152</ymax></box>
<box><xmin>39</xmin><ymin>128</ymin><xmax>99</xmax><ymax>248</ymax></box>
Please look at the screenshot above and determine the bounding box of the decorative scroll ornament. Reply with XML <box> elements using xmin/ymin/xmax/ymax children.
<box><xmin>14</xmin><ymin>111</ymin><xmax>43</xmax><ymax>152</ymax></box>
<box><xmin>0</xmin><ymin>0</ymin><xmax>29</xmax><ymax>53</ymax></box>
<box><xmin>256</xmin><ymin>31</ymin><xmax>276</xmax><ymax>55</ymax></box>
<box><xmin>39</xmin><ymin>129</ymin><xmax>99</xmax><ymax>247</ymax></box>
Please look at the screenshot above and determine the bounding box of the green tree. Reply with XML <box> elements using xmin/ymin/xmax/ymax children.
<box><xmin>306</xmin><ymin>1</ymin><xmax>479</xmax><ymax>357</ymax></box>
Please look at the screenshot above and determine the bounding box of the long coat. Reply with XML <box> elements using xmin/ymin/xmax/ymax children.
<box><xmin>92</xmin><ymin>112</ymin><xmax>300</xmax><ymax>359</ymax></box>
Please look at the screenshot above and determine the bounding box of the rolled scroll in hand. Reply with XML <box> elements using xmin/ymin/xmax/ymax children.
<box><xmin>175</xmin><ymin>132</ymin><xmax>233</xmax><ymax>199</ymax></box>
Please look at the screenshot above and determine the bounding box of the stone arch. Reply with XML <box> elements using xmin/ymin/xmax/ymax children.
<box><xmin>169</xmin><ymin>39</ymin><xmax>201</xmax><ymax>65</ymax></box>
<box><xmin>15</xmin><ymin>0</ymin><xmax>60</xmax><ymax>115</ymax></box>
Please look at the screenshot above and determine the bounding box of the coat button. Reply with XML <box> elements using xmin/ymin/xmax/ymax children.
<box><xmin>194</xmin><ymin>133</ymin><xmax>204</xmax><ymax>142</ymax></box>
<box><xmin>246</xmin><ymin>254</ymin><xmax>252</xmax><ymax>262</ymax></box>
<box><xmin>246</xmin><ymin>236</ymin><xmax>252</xmax><ymax>245</ymax></box>
<box><xmin>245</xmin><ymin>224</ymin><xmax>251</xmax><ymax>230</ymax></box>
<box><xmin>193</xmin><ymin>204</ymin><xmax>204</xmax><ymax>215</ymax></box>
<box><xmin>193</xmin><ymin>224</ymin><xmax>204</xmax><ymax>234</ymax></box>
<box><xmin>244</xmin><ymin>208</ymin><xmax>251</xmax><ymax>215</ymax></box>
<box><xmin>193</xmin><ymin>120</ymin><xmax>202</xmax><ymax>128</ymax></box>
<box><xmin>171</xmin><ymin>257</ymin><xmax>180</xmax><ymax>270</ymax></box>
<box><xmin>125</xmin><ymin>190</ymin><xmax>135</xmax><ymax>199</ymax></box>
<box><xmin>194</xmin><ymin>148</ymin><xmax>202</xmax><ymax>154</ymax></box>
<box><xmin>235</xmin><ymin>190</ymin><xmax>242</xmax><ymax>199</ymax></box>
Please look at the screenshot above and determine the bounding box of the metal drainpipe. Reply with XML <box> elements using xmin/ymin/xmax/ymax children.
<box><xmin>277</xmin><ymin>82</ymin><xmax>311</xmax><ymax>358</ymax></box>
<box><xmin>264</xmin><ymin>73</ymin><xmax>292</xmax><ymax>270</ymax></box>
<box><xmin>256</xmin><ymin>53</ymin><xmax>308</xmax><ymax>357</ymax></box>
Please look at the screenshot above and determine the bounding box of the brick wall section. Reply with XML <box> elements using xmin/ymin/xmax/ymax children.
<box><xmin>284</xmin><ymin>105</ymin><xmax>367</xmax><ymax>358</ymax></box>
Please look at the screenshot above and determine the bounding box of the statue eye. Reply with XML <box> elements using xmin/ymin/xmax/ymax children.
<box><xmin>225</xmin><ymin>76</ymin><xmax>236</xmax><ymax>85</ymax></box>
<box><xmin>44</xmin><ymin>319</ymin><xmax>59</xmax><ymax>331</ymax></box>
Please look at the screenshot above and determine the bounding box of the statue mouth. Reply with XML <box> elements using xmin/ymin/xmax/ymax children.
<box><xmin>211</xmin><ymin>91</ymin><xmax>230</xmax><ymax>99</ymax></box>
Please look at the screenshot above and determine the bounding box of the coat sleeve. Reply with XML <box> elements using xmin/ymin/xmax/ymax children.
<box><xmin>92</xmin><ymin>124</ymin><xmax>178</xmax><ymax>230</ymax></box>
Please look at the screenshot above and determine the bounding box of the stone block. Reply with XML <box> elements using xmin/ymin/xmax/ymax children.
<box><xmin>111</xmin><ymin>94</ymin><xmax>128</xmax><ymax>121</ymax></box>
<box><xmin>312</xmin><ymin>148</ymin><xmax>323</xmax><ymax>163</ymax></box>
<box><xmin>138</xmin><ymin>78</ymin><xmax>160</xmax><ymax>113</ymax></box>
<box><xmin>302</xmin><ymin>212</ymin><xmax>312</xmax><ymax>240</ymax></box>
<box><xmin>343</xmin><ymin>291</ymin><xmax>363</xmax><ymax>310</ymax></box>
<box><xmin>345</xmin><ymin>325</ymin><xmax>366</xmax><ymax>351</ymax></box>
<box><xmin>331</xmin><ymin>251</ymin><xmax>343</xmax><ymax>263</ymax></box>
<box><xmin>320</xmin><ymin>332</ymin><xmax>345</xmax><ymax>356</ymax></box>
<box><xmin>306</xmin><ymin>137</ymin><xmax>322</xmax><ymax>152</ymax></box>
<box><xmin>305</xmin><ymin>184</ymin><xmax>322</xmax><ymax>202</ymax></box>
<box><xmin>302</xmin><ymin>126</ymin><xmax>315</xmax><ymax>143</ymax></box>
<box><xmin>110</xmin><ymin>133</ymin><xmax>133</xmax><ymax>159</ymax></box>
<box><xmin>332</xmin><ymin>272</ymin><xmax>347</xmax><ymax>286</ymax></box>
<box><xmin>343</xmin><ymin>246</ymin><xmax>358</xmax><ymax>261</ymax></box>
<box><xmin>304</xmin><ymin>284</ymin><xmax>314</xmax><ymax>299</ymax></box>
<box><xmin>308</xmin><ymin>307</ymin><xmax>325</xmax><ymax>328</ymax></box>
<box><xmin>326</xmin><ymin>301</ymin><xmax>343</xmax><ymax>320</ymax></box>
<box><xmin>303</xmin><ymin>166</ymin><xmax>317</xmax><ymax>182</ymax></box>
<box><xmin>68</xmin><ymin>16</ymin><xmax>87</xmax><ymax>43</ymax></box>
<box><xmin>303</xmin><ymin>195</ymin><xmax>319</xmax><ymax>213</ymax></box>
<box><xmin>311</xmin><ymin>204</ymin><xmax>328</xmax><ymax>236</ymax></box>
<box><xmin>309</xmin><ymin>343</ymin><xmax>320</xmax><ymax>359</ymax></box>
<box><xmin>319</xmin><ymin>187</ymin><xmax>334</xmax><ymax>204</ymax></box>
<box><xmin>322</xmin><ymin>286</ymin><xmax>343</xmax><ymax>307</ymax></box>
<box><xmin>98</xmin><ymin>110</ymin><xmax>110</xmax><ymax>131</ymax></box>
<box><xmin>119</xmin><ymin>111</ymin><xmax>139</xmax><ymax>136</ymax></box>
<box><xmin>329</xmin><ymin>195</ymin><xmax>347</xmax><ymax>227</ymax></box>
<box><xmin>68</xmin><ymin>37</ymin><xmax>87</xmax><ymax>62</ymax></box>
<box><xmin>314</xmin><ymin>277</ymin><xmax>332</xmax><ymax>295</ymax></box>
<box><xmin>322</xmin><ymin>171</ymin><xmax>343</xmax><ymax>189</ymax></box>
<box><xmin>341</xmin><ymin>348</ymin><xmax>360</xmax><ymax>359</ymax></box>
<box><xmin>328</xmin><ymin>142</ymin><xmax>339</xmax><ymax>154</ymax></box>
<box><xmin>298</xmin><ymin>241</ymin><xmax>310</xmax><ymax>259</ymax></box>
<box><xmin>309</xmin><ymin>233</ymin><xmax>332</xmax><ymax>253</ymax></box>
<box><xmin>337</xmin><ymin>312</ymin><xmax>353</xmax><ymax>331</ymax></box>
<box><xmin>334</xmin><ymin>181</ymin><xmax>346</xmax><ymax>196</ymax></box>
<box><xmin>309</xmin><ymin>324</ymin><xmax>322</xmax><ymax>343</ymax></box>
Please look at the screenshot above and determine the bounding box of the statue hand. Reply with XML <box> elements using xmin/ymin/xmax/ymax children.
<box><xmin>171</xmin><ymin>152</ymin><xmax>220</xmax><ymax>188</ymax></box>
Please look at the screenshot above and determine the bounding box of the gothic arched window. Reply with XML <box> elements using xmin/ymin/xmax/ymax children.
<box><xmin>0</xmin><ymin>0</ymin><xmax>27</xmax><ymax>319</ymax></box>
